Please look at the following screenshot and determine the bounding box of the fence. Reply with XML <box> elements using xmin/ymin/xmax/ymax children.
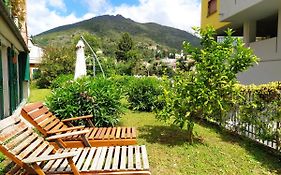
<box><xmin>224</xmin><ymin>109</ymin><xmax>280</xmax><ymax>151</ymax></box>
<box><xmin>215</xmin><ymin>83</ymin><xmax>281</xmax><ymax>152</ymax></box>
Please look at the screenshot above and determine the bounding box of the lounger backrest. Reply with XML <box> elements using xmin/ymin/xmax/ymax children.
<box><xmin>0</xmin><ymin>115</ymin><xmax>56</xmax><ymax>174</ymax></box>
<box><xmin>21</xmin><ymin>102</ymin><xmax>68</xmax><ymax>136</ymax></box>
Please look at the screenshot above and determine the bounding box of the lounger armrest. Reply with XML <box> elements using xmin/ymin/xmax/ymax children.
<box><xmin>47</xmin><ymin>126</ymin><xmax>85</xmax><ymax>134</ymax></box>
<box><xmin>62</xmin><ymin>115</ymin><xmax>94</xmax><ymax>127</ymax></box>
<box><xmin>23</xmin><ymin>151</ymin><xmax>78</xmax><ymax>163</ymax></box>
<box><xmin>61</xmin><ymin>115</ymin><xmax>93</xmax><ymax>122</ymax></box>
<box><xmin>46</xmin><ymin>130</ymin><xmax>90</xmax><ymax>141</ymax></box>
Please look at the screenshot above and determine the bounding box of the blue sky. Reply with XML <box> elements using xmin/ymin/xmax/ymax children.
<box><xmin>27</xmin><ymin>0</ymin><xmax>201</xmax><ymax>35</ymax></box>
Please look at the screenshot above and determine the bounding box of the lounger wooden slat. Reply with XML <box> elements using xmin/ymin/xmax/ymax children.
<box><xmin>21</xmin><ymin>102</ymin><xmax>137</xmax><ymax>147</ymax></box>
<box><xmin>96</xmin><ymin>147</ymin><xmax>108</xmax><ymax>170</ymax></box>
<box><xmin>89</xmin><ymin>127</ymin><xmax>99</xmax><ymax>138</ymax></box>
<box><xmin>29</xmin><ymin>106</ymin><xmax>48</xmax><ymax>119</ymax></box>
<box><xmin>126</xmin><ymin>127</ymin><xmax>131</xmax><ymax>138</ymax></box>
<box><xmin>12</xmin><ymin>133</ymin><xmax>37</xmax><ymax>155</ymax></box>
<box><xmin>104</xmin><ymin>127</ymin><xmax>112</xmax><ymax>139</ymax></box>
<box><xmin>85</xmin><ymin>127</ymin><xmax>93</xmax><ymax>138</ymax></box>
<box><xmin>49</xmin><ymin>121</ymin><xmax>64</xmax><ymax>132</ymax></box>
<box><xmin>135</xmin><ymin>146</ymin><xmax>142</xmax><ymax>169</ymax></box>
<box><xmin>39</xmin><ymin>115</ymin><xmax>56</xmax><ymax>128</ymax></box>
<box><xmin>141</xmin><ymin>145</ymin><xmax>150</xmax><ymax>170</ymax></box>
<box><xmin>104</xmin><ymin>146</ymin><xmax>114</xmax><ymax>170</ymax></box>
<box><xmin>90</xmin><ymin>147</ymin><xmax>103</xmax><ymax>170</ymax></box>
<box><xmin>29</xmin><ymin>141</ymin><xmax>49</xmax><ymax>158</ymax></box>
<box><xmin>128</xmin><ymin>145</ymin><xmax>134</xmax><ymax>169</ymax></box>
<box><xmin>49</xmin><ymin>148</ymin><xmax>73</xmax><ymax>172</ymax></box>
<box><xmin>6</xmin><ymin>129</ymin><xmax>33</xmax><ymax>149</ymax></box>
<box><xmin>110</xmin><ymin>127</ymin><xmax>117</xmax><ymax>139</ymax></box>
<box><xmin>22</xmin><ymin>102</ymin><xmax>44</xmax><ymax>113</ymax></box>
<box><xmin>18</xmin><ymin>137</ymin><xmax>44</xmax><ymax>159</ymax></box>
<box><xmin>43</xmin><ymin>149</ymin><xmax>64</xmax><ymax>171</ymax></box>
<box><xmin>35</xmin><ymin>111</ymin><xmax>52</xmax><ymax>124</ymax></box>
<box><xmin>0</xmin><ymin>115</ymin><xmax>151</xmax><ymax>174</ymax></box>
<box><xmin>44</xmin><ymin>119</ymin><xmax>60</xmax><ymax>131</ymax></box>
<box><xmin>0</xmin><ymin>122</ymin><xmax>28</xmax><ymax>142</ymax></box>
<box><xmin>120</xmin><ymin>146</ymin><xmax>127</xmax><ymax>170</ymax></box>
<box><xmin>112</xmin><ymin>146</ymin><xmax>121</xmax><ymax>170</ymax></box>
<box><xmin>98</xmin><ymin>128</ymin><xmax>107</xmax><ymax>140</ymax></box>
<box><xmin>132</xmin><ymin>128</ymin><xmax>137</xmax><ymax>139</ymax></box>
<box><xmin>76</xmin><ymin>147</ymin><xmax>90</xmax><ymax>170</ymax></box>
<box><xmin>81</xmin><ymin>147</ymin><xmax>96</xmax><ymax>171</ymax></box>
<box><xmin>116</xmin><ymin>127</ymin><xmax>122</xmax><ymax>139</ymax></box>
<box><xmin>56</xmin><ymin>148</ymin><xmax>77</xmax><ymax>172</ymax></box>
<box><xmin>0</xmin><ymin>116</ymin><xmax>20</xmax><ymax>131</ymax></box>
<box><xmin>121</xmin><ymin>127</ymin><xmax>126</xmax><ymax>139</ymax></box>
<box><xmin>65</xmin><ymin>148</ymin><xmax>83</xmax><ymax>171</ymax></box>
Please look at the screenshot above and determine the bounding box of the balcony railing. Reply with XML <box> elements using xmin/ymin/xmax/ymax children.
<box><xmin>249</xmin><ymin>37</ymin><xmax>278</xmax><ymax>61</ymax></box>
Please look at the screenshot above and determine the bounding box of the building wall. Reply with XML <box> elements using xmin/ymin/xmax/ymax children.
<box><xmin>220</xmin><ymin>0</ymin><xmax>262</xmax><ymax>21</ymax></box>
<box><xmin>1</xmin><ymin>45</ymin><xmax>9</xmax><ymax>117</ymax></box>
<box><xmin>201</xmin><ymin>0</ymin><xmax>230</xmax><ymax>30</ymax></box>
<box><xmin>0</xmin><ymin>1</ymin><xmax>29</xmax><ymax>118</ymax></box>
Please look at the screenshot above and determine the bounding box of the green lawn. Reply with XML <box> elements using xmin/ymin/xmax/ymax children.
<box><xmin>1</xmin><ymin>88</ymin><xmax>280</xmax><ymax>174</ymax></box>
<box><xmin>121</xmin><ymin>111</ymin><xmax>281</xmax><ymax>175</ymax></box>
<box><xmin>29</xmin><ymin>88</ymin><xmax>51</xmax><ymax>103</ymax></box>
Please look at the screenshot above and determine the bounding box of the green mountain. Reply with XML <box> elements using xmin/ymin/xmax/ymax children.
<box><xmin>34</xmin><ymin>14</ymin><xmax>200</xmax><ymax>49</ymax></box>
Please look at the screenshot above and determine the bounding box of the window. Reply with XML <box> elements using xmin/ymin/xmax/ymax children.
<box><xmin>208</xmin><ymin>0</ymin><xmax>217</xmax><ymax>16</ymax></box>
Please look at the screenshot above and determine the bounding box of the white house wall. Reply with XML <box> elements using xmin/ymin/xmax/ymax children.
<box><xmin>1</xmin><ymin>45</ymin><xmax>9</xmax><ymax>117</ymax></box>
<box><xmin>220</xmin><ymin>0</ymin><xmax>262</xmax><ymax>21</ymax></box>
<box><xmin>238</xmin><ymin>60</ymin><xmax>281</xmax><ymax>84</ymax></box>
<box><xmin>0</xmin><ymin>16</ymin><xmax>24</xmax><ymax>52</ymax></box>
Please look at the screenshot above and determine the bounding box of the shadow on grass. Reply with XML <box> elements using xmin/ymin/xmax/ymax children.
<box><xmin>197</xmin><ymin>120</ymin><xmax>281</xmax><ymax>174</ymax></box>
<box><xmin>138</xmin><ymin>125</ymin><xmax>204</xmax><ymax>146</ymax></box>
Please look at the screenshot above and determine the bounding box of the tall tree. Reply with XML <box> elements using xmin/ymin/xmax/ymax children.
<box><xmin>116</xmin><ymin>33</ymin><xmax>134</xmax><ymax>61</ymax></box>
<box><xmin>157</xmin><ymin>27</ymin><xmax>258</xmax><ymax>143</ymax></box>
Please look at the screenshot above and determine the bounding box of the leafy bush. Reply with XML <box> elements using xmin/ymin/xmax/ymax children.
<box><xmin>157</xmin><ymin>27</ymin><xmax>258</xmax><ymax>143</ymax></box>
<box><xmin>50</xmin><ymin>74</ymin><xmax>73</xmax><ymax>89</ymax></box>
<box><xmin>127</xmin><ymin>76</ymin><xmax>163</xmax><ymax>112</ymax></box>
<box><xmin>109</xmin><ymin>75</ymin><xmax>135</xmax><ymax>95</ymax></box>
<box><xmin>46</xmin><ymin>76</ymin><xmax>123</xmax><ymax>127</ymax></box>
<box><xmin>235</xmin><ymin>82</ymin><xmax>281</xmax><ymax>141</ymax></box>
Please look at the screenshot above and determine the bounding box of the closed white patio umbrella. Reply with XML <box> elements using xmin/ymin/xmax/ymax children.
<box><xmin>74</xmin><ymin>39</ymin><xmax>87</xmax><ymax>80</ymax></box>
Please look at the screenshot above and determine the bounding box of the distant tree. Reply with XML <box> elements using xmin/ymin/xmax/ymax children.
<box><xmin>116</xmin><ymin>33</ymin><xmax>134</xmax><ymax>61</ymax></box>
<box><xmin>35</xmin><ymin>46</ymin><xmax>75</xmax><ymax>88</ymax></box>
<box><xmin>72</xmin><ymin>32</ymin><xmax>101</xmax><ymax>55</ymax></box>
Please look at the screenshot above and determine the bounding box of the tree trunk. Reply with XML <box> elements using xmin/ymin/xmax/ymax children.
<box><xmin>187</xmin><ymin>113</ymin><xmax>195</xmax><ymax>143</ymax></box>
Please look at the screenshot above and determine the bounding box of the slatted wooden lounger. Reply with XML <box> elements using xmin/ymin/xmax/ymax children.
<box><xmin>21</xmin><ymin>102</ymin><xmax>137</xmax><ymax>148</ymax></box>
<box><xmin>0</xmin><ymin>115</ymin><xmax>151</xmax><ymax>175</ymax></box>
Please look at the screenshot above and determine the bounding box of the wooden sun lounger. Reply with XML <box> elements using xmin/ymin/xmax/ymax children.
<box><xmin>21</xmin><ymin>102</ymin><xmax>137</xmax><ymax>148</ymax></box>
<box><xmin>0</xmin><ymin>115</ymin><xmax>151</xmax><ymax>175</ymax></box>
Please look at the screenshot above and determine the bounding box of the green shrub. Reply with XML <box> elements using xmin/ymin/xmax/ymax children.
<box><xmin>109</xmin><ymin>75</ymin><xmax>135</xmax><ymax>95</ymax></box>
<box><xmin>46</xmin><ymin>76</ymin><xmax>123</xmax><ymax>127</ymax></box>
<box><xmin>235</xmin><ymin>82</ymin><xmax>281</xmax><ymax>141</ymax></box>
<box><xmin>127</xmin><ymin>77</ymin><xmax>163</xmax><ymax>112</ymax></box>
<box><xmin>51</xmin><ymin>74</ymin><xmax>73</xmax><ymax>89</ymax></box>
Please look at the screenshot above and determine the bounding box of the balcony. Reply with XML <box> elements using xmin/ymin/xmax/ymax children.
<box><xmin>249</xmin><ymin>37</ymin><xmax>279</xmax><ymax>61</ymax></box>
<box><xmin>220</xmin><ymin>0</ymin><xmax>280</xmax><ymax>23</ymax></box>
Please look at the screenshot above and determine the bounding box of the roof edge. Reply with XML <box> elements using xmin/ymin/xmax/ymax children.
<box><xmin>0</xmin><ymin>1</ymin><xmax>29</xmax><ymax>52</ymax></box>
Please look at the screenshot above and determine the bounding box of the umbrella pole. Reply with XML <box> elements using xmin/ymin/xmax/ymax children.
<box><xmin>80</xmin><ymin>36</ymin><xmax>105</xmax><ymax>78</ymax></box>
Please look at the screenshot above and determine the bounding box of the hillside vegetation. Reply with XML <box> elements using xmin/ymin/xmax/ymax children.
<box><xmin>33</xmin><ymin>14</ymin><xmax>200</xmax><ymax>49</ymax></box>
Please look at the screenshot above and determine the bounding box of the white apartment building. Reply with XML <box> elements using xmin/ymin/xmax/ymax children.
<box><xmin>202</xmin><ymin>0</ymin><xmax>281</xmax><ymax>84</ymax></box>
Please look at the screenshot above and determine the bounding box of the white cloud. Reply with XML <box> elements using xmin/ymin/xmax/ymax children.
<box><xmin>27</xmin><ymin>0</ymin><xmax>89</xmax><ymax>35</ymax></box>
<box><xmin>48</xmin><ymin>0</ymin><xmax>66</xmax><ymax>10</ymax></box>
<box><xmin>105</xmin><ymin>0</ymin><xmax>201</xmax><ymax>33</ymax></box>
<box><xmin>26</xmin><ymin>0</ymin><xmax>201</xmax><ymax>35</ymax></box>
<box><xmin>83</xmin><ymin>0</ymin><xmax>111</xmax><ymax>14</ymax></box>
